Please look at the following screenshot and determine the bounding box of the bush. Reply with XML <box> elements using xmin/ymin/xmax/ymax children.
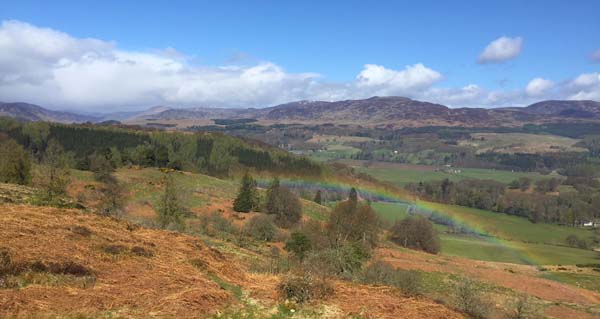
<box><xmin>278</xmin><ymin>274</ymin><xmax>334</xmax><ymax>304</ymax></box>
<box><xmin>198</xmin><ymin>211</ymin><xmax>239</xmax><ymax>237</ymax></box>
<box><xmin>303</xmin><ymin>243</ymin><xmax>369</xmax><ymax>279</ymax></box>
<box><xmin>359</xmin><ymin>261</ymin><xmax>422</xmax><ymax>296</ymax></box>
<box><xmin>455</xmin><ymin>278</ymin><xmax>490</xmax><ymax>319</ymax></box>
<box><xmin>285</xmin><ymin>232</ymin><xmax>312</xmax><ymax>261</ymax></box>
<box><xmin>390</xmin><ymin>216</ymin><xmax>440</xmax><ymax>254</ymax></box>
<box><xmin>244</xmin><ymin>214</ymin><xmax>277</xmax><ymax>242</ymax></box>
<box><xmin>506</xmin><ymin>296</ymin><xmax>538</xmax><ymax>319</ymax></box>
<box><xmin>566</xmin><ymin>234</ymin><xmax>589</xmax><ymax>249</ymax></box>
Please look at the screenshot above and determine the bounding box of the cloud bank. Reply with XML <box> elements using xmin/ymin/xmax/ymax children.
<box><xmin>0</xmin><ymin>20</ymin><xmax>598</xmax><ymax>112</ymax></box>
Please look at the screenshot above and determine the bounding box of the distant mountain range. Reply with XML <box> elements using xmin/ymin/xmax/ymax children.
<box><xmin>1</xmin><ymin>97</ymin><xmax>600</xmax><ymax>127</ymax></box>
<box><xmin>0</xmin><ymin>102</ymin><xmax>99</xmax><ymax>123</ymax></box>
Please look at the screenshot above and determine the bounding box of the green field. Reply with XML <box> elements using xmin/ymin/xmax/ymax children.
<box><xmin>353</xmin><ymin>164</ymin><xmax>550</xmax><ymax>185</ymax></box>
<box><xmin>459</xmin><ymin>132</ymin><xmax>585</xmax><ymax>154</ymax></box>
<box><xmin>421</xmin><ymin>201</ymin><xmax>595</xmax><ymax>245</ymax></box>
<box><xmin>370</xmin><ymin>201</ymin><xmax>599</xmax><ymax>265</ymax></box>
<box><xmin>540</xmin><ymin>272</ymin><xmax>600</xmax><ymax>293</ymax></box>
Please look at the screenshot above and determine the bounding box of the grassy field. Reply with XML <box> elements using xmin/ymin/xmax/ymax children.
<box><xmin>351</xmin><ymin>163</ymin><xmax>550</xmax><ymax>185</ymax></box>
<box><xmin>421</xmin><ymin>201</ymin><xmax>596</xmax><ymax>245</ymax></box>
<box><xmin>540</xmin><ymin>272</ymin><xmax>600</xmax><ymax>293</ymax></box>
<box><xmin>370</xmin><ymin>201</ymin><xmax>599</xmax><ymax>265</ymax></box>
<box><xmin>459</xmin><ymin>132</ymin><xmax>585</xmax><ymax>154</ymax></box>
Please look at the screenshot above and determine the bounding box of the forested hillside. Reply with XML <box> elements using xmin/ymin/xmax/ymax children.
<box><xmin>0</xmin><ymin>117</ymin><xmax>322</xmax><ymax>178</ymax></box>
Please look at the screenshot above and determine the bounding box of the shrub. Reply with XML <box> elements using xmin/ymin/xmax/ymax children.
<box><xmin>131</xmin><ymin>246</ymin><xmax>154</xmax><ymax>257</ymax></box>
<box><xmin>102</xmin><ymin>244</ymin><xmax>129</xmax><ymax>255</ymax></box>
<box><xmin>455</xmin><ymin>278</ymin><xmax>490</xmax><ymax>319</ymax></box>
<box><xmin>303</xmin><ymin>243</ymin><xmax>368</xmax><ymax>279</ymax></box>
<box><xmin>278</xmin><ymin>274</ymin><xmax>334</xmax><ymax>304</ymax></box>
<box><xmin>390</xmin><ymin>216</ymin><xmax>440</xmax><ymax>254</ymax></box>
<box><xmin>506</xmin><ymin>296</ymin><xmax>538</xmax><ymax>319</ymax></box>
<box><xmin>285</xmin><ymin>232</ymin><xmax>312</xmax><ymax>261</ymax></box>
<box><xmin>198</xmin><ymin>211</ymin><xmax>239</xmax><ymax>237</ymax></box>
<box><xmin>566</xmin><ymin>234</ymin><xmax>589</xmax><ymax>249</ymax></box>
<box><xmin>244</xmin><ymin>214</ymin><xmax>277</xmax><ymax>242</ymax></box>
<box><xmin>69</xmin><ymin>225</ymin><xmax>92</xmax><ymax>237</ymax></box>
<box><xmin>359</xmin><ymin>261</ymin><xmax>422</xmax><ymax>296</ymax></box>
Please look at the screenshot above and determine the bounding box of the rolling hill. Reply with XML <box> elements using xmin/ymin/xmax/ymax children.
<box><xmin>0</xmin><ymin>102</ymin><xmax>99</xmax><ymax>123</ymax></box>
<box><xmin>125</xmin><ymin>97</ymin><xmax>600</xmax><ymax>127</ymax></box>
<box><xmin>2</xmin><ymin>98</ymin><xmax>600</xmax><ymax>127</ymax></box>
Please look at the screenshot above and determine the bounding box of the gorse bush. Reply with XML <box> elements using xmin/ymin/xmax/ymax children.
<box><xmin>390</xmin><ymin>216</ymin><xmax>440</xmax><ymax>254</ymax></box>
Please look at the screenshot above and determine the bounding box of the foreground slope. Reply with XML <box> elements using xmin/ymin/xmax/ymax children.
<box><xmin>0</xmin><ymin>203</ymin><xmax>464</xmax><ymax>319</ymax></box>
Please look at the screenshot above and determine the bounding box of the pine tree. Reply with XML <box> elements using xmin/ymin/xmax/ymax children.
<box><xmin>233</xmin><ymin>173</ymin><xmax>258</xmax><ymax>213</ymax></box>
<box><xmin>313</xmin><ymin>190</ymin><xmax>322</xmax><ymax>205</ymax></box>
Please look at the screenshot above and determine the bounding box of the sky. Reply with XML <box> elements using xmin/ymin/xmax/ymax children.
<box><xmin>0</xmin><ymin>0</ymin><xmax>599</xmax><ymax>112</ymax></box>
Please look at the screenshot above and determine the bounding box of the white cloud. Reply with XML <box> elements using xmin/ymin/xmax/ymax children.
<box><xmin>356</xmin><ymin>63</ymin><xmax>442</xmax><ymax>93</ymax></box>
<box><xmin>591</xmin><ymin>49</ymin><xmax>600</xmax><ymax>62</ymax></box>
<box><xmin>567</xmin><ymin>72</ymin><xmax>600</xmax><ymax>100</ymax></box>
<box><xmin>478</xmin><ymin>36</ymin><xmax>523</xmax><ymax>64</ymax></box>
<box><xmin>526</xmin><ymin>77</ymin><xmax>554</xmax><ymax>96</ymax></box>
<box><xmin>0</xmin><ymin>20</ymin><xmax>598</xmax><ymax>111</ymax></box>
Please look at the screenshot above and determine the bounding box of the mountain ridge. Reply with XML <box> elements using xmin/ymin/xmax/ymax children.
<box><xmin>1</xmin><ymin>97</ymin><xmax>599</xmax><ymax>127</ymax></box>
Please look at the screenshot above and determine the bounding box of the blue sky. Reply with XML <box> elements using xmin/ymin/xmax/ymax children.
<box><xmin>0</xmin><ymin>0</ymin><xmax>599</xmax><ymax>111</ymax></box>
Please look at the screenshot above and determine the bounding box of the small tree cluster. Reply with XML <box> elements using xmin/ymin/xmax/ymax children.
<box><xmin>327</xmin><ymin>191</ymin><xmax>380</xmax><ymax>248</ymax></box>
<box><xmin>265</xmin><ymin>178</ymin><xmax>302</xmax><ymax>228</ymax></box>
<box><xmin>0</xmin><ymin>138</ymin><xmax>31</xmax><ymax>185</ymax></box>
<box><xmin>390</xmin><ymin>216</ymin><xmax>440</xmax><ymax>254</ymax></box>
<box><xmin>244</xmin><ymin>214</ymin><xmax>277</xmax><ymax>241</ymax></box>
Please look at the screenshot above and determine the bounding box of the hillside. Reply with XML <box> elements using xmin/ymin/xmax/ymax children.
<box><xmin>0</xmin><ymin>201</ymin><xmax>466</xmax><ymax>319</ymax></box>
<box><xmin>124</xmin><ymin>97</ymin><xmax>600</xmax><ymax>127</ymax></box>
<box><xmin>0</xmin><ymin>102</ymin><xmax>98</xmax><ymax>123</ymax></box>
<box><xmin>2</xmin><ymin>98</ymin><xmax>600</xmax><ymax>128</ymax></box>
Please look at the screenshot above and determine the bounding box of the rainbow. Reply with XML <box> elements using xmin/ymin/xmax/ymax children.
<box><xmin>257</xmin><ymin>176</ymin><xmax>542</xmax><ymax>266</ymax></box>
